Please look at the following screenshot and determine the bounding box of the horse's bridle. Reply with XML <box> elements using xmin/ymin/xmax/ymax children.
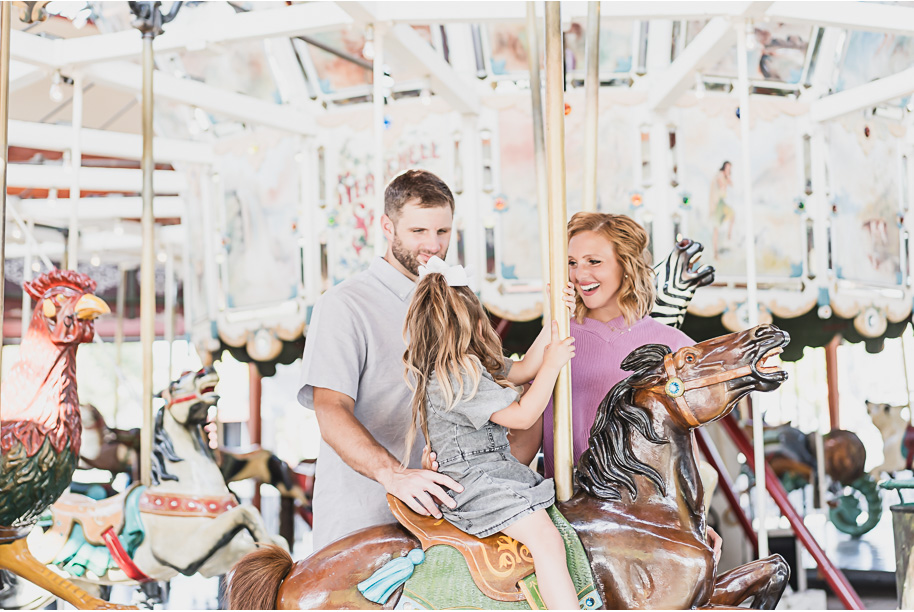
<box><xmin>651</xmin><ymin>353</ymin><xmax>753</xmax><ymax>428</ymax></box>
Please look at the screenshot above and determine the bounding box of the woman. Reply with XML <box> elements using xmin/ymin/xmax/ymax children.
<box><xmin>510</xmin><ymin>212</ymin><xmax>693</xmax><ymax>473</ymax></box>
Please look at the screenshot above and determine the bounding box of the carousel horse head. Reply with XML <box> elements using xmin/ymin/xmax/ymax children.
<box><xmin>577</xmin><ymin>324</ymin><xmax>789</xmax><ymax>501</ymax></box>
<box><xmin>637</xmin><ymin>324</ymin><xmax>788</xmax><ymax>428</ymax></box>
<box><xmin>158</xmin><ymin>367</ymin><xmax>220</xmax><ymax>426</ymax></box>
<box><xmin>150</xmin><ymin>367</ymin><xmax>220</xmax><ymax>485</ymax></box>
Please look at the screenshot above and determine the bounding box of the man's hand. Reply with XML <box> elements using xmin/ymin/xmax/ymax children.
<box><xmin>707</xmin><ymin>525</ymin><xmax>722</xmax><ymax>565</ymax></box>
<box><xmin>379</xmin><ymin>467</ymin><xmax>463</xmax><ymax>519</ymax></box>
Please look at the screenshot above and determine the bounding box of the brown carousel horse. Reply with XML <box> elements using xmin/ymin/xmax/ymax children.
<box><xmin>229</xmin><ymin>324</ymin><xmax>791</xmax><ymax>610</ymax></box>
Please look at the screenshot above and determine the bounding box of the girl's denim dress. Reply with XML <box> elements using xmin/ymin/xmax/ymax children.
<box><xmin>425</xmin><ymin>364</ymin><xmax>555</xmax><ymax>537</ymax></box>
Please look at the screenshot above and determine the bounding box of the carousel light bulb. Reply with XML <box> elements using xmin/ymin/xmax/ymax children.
<box><xmin>362</xmin><ymin>25</ymin><xmax>375</xmax><ymax>60</ymax></box>
<box><xmin>419</xmin><ymin>87</ymin><xmax>432</xmax><ymax>106</ymax></box>
<box><xmin>744</xmin><ymin>22</ymin><xmax>758</xmax><ymax>52</ymax></box>
<box><xmin>157</xmin><ymin>250</ymin><xmax>168</xmax><ymax>263</ymax></box>
<box><xmin>32</xmin><ymin>261</ymin><xmax>42</xmax><ymax>273</ymax></box>
<box><xmin>90</xmin><ymin>254</ymin><xmax>101</xmax><ymax>267</ymax></box>
<box><xmin>114</xmin><ymin>224</ymin><xmax>124</xmax><ymax>236</ymax></box>
<box><xmin>49</xmin><ymin>71</ymin><xmax>64</xmax><ymax>103</ymax></box>
<box><xmin>11</xmin><ymin>227</ymin><xmax>22</xmax><ymax>240</ymax></box>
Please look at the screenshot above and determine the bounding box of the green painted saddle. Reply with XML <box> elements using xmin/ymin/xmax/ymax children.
<box><xmin>366</xmin><ymin>496</ymin><xmax>601</xmax><ymax>610</ymax></box>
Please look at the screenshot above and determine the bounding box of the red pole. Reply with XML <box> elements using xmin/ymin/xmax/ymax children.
<box><xmin>720</xmin><ymin>414</ymin><xmax>864</xmax><ymax>610</ymax></box>
<box><xmin>825</xmin><ymin>335</ymin><xmax>841</xmax><ymax>430</ymax></box>
<box><xmin>249</xmin><ymin>363</ymin><xmax>262</xmax><ymax>511</ymax></box>
<box><xmin>694</xmin><ymin>428</ymin><xmax>759</xmax><ymax>557</ymax></box>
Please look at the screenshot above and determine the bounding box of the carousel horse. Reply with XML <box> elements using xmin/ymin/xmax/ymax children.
<box><xmin>755</xmin><ymin>424</ymin><xmax>880</xmax><ymax>536</ymax></box>
<box><xmin>25</xmin><ymin>367</ymin><xmax>287</xmax><ymax>599</ymax></box>
<box><xmin>78</xmin><ymin>404</ymin><xmax>140</xmax><ymax>480</ymax></box>
<box><xmin>867</xmin><ymin>400</ymin><xmax>914</xmax><ymax>476</ymax></box>
<box><xmin>229</xmin><ymin>324</ymin><xmax>791</xmax><ymax>610</ymax></box>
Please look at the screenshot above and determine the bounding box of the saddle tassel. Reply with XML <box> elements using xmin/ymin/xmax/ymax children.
<box><xmin>357</xmin><ymin>548</ymin><xmax>425</xmax><ymax>605</ymax></box>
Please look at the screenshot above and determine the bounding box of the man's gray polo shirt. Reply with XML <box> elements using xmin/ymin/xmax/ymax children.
<box><xmin>298</xmin><ymin>256</ymin><xmax>423</xmax><ymax>549</ymax></box>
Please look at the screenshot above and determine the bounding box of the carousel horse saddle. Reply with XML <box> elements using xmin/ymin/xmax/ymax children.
<box><xmin>46</xmin><ymin>484</ymin><xmax>141</xmax><ymax>547</ymax></box>
<box><xmin>387</xmin><ymin>495</ymin><xmax>601</xmax><ymax>609</ymax></box>
<box><xmin>34</xmin><ymin>485</ymin><xmax>147</xmax><ymax>579</ymax></box>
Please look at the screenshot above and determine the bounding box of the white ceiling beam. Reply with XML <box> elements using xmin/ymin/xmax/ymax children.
<box><xmin>58</xmin><ymin>3</ymin><xmax>352</xmax><ymax>67</ymax></box>
<box><xmin>368</xmin><ymin>1</ymin><xmax>756</xmax><ymax>23</ymax></box>
<box><xmin>340</xmin><ymin>3</ymin><xmax>479</xmax><ymax>115</ymax></box>
<box><xmin>7</xmin><ymin>164</ymin><xmax>186</xmax><ymax>193</ymax></box>
<box><xmin>8</xmin><ymin>120</ymin><xmax>214</xmax><ymax>164</ymax></box>
<box><xmin>84</xmin><ymin>61</ymin><xmax>315</xmax><ymax>135</ymax></box>
<box><xmin>765</xmin><ymin>2</ymin><xmax>914</xmax><ymax>37</ymax></box>
<box><xmin>388</xmin><ymin>24</ymin><xmax>480</xmax><ymax>115</ymax></box>
<box><xmin>13</xmin><ymin>196</ymin><xmax>185</xmax><ymax>222</ymax></box>
<box><xmin>647</xmin><ymin>17</ymin><xmax>734</xmax><ymax>111</ymax></box>
<box><xmin>9</xmin><ymin>30</ymin><xmax>57</xmax><ymax>69</ymax></box>
<box><xmin>810</xmin><ymin>66</ymin><xmax>914</xmax><ymax>123</ymax></box>
<box><xmin>9</xmin><ymin>61</ymin><xmax>45</xmax><ymax>92</ymax></box>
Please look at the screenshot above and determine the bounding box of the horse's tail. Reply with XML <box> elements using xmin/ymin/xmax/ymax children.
<box><xmin>227</xmin><ymin>544</ymin><xmax>293</xmax><ymax>610</ymax></box>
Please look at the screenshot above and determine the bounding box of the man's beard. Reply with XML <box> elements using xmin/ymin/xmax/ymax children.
<box><xmin>391</xmin><ymin>234</ymin><xmax>433</xmax><ymax>275</ymax></box>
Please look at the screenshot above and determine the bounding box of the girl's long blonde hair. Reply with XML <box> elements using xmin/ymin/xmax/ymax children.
<box><xmin>567</xmin><ymin>212</ymin><xmax>655</xmax><ymax>326</ymax></box>
<box><xmin>402</xmin><ymin>273</ymin><xmax>511</xmax><ymax>466</ymax></box>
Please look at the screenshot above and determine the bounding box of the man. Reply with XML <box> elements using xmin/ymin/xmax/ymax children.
<box><xmin>298</xmin><ymin>169</ymin><xmax>463</xmax><ymax>550</ymax></box>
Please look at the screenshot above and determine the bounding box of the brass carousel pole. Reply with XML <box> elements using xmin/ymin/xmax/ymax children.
<box><xmin>0</xmin><ymin>2</ymin><xmax>11</xmax><ymax>378</ymax></box>
<box><xmin>544</xmin><ymin>1</ymin><xmax>574</xmax><ymax>501</ymax></box>
<box><xmin>525</xmin><ymin>2</ymin><xmax>550</xmax><ymax>321</ymax></box>
<box><xmin>129</xmin><ymin>1</ymin><xmax>182</xmax><ymax>488</ymax></box>
<box><xmin>581</xmin><ymin>1</ymin><xmax>600</xmax><ymax>213</ymax></box>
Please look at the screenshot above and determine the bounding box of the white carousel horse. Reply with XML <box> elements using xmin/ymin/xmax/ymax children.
<box><xmin>26</xmin><ymin>367</ymin><xmax>286</xmax><ymax>594</ymax></box>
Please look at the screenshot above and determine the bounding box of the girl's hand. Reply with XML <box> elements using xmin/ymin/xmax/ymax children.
<box><xmin>542</xmin><ymin>320</ymin><xmax>575</xmax><ymax>371</ymax></box>
<box><xmin>546</xmin><ymin>281</ymin><xmax>577</xmax><ymax>313</ymax></box>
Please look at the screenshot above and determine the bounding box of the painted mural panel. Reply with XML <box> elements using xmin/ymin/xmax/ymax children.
<box><xmin>491</xmin><ymin>90</ymin><xmax>639</xmax><ymax>281</ymax></box>
<box><xmin>213</xmin><ymin>129</ymin><xmax>304</xmax><ymax>309</ymax></box>
<box><xmin>684</xmin><ymin>21</ymin><xmax>811</xmax><ymax>84</ymax></box>
<box><xmin>318</xmin><ymin>102</ymin><xmax>455</xmax><ymax>284</ymax></box>
<box><xmin>826</xmin><ymin>114</ymin><xmax>904</xmax><ymax>286</ymax></box>
<box><xmin>836</xmin><ymin>32</ymin><xmax>914</xmax><ymax>95</ymax></box>
<box><xmin>674</xmin><ymin>97</ymin><xmax>805</xmax><ymax>278</ymax></box>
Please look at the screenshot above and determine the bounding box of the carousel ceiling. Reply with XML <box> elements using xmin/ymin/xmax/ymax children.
<box><xmin>3</xmin><ymin>0</ymin><xmax>914</xmax><ymax>365</ymax></box>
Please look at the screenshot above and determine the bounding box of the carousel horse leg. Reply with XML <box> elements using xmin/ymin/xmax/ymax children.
<box><xmin>0</xmin><ymin>539</ymin><xmax>135</xmax><ymax>610</ymax></box>
<box><xmin>147</xmin><ymin>505</ymin><xmax>285</xmax><ymax>577</ymax></box>
<box><xmin>707</xmin><ymin>555</ymin><xmax>789</xmax><ymax>610</ymax></box>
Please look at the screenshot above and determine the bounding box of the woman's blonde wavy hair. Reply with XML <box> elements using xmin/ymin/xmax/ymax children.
<box><xmin>567</xmin><ymin>212</ymin><xmax>655</xmax><ymax>326</ymax></box>
<box><xmin>402</xmin><ymin>273</ymin><xmax>512</xmax><ymax>467</ymax></box>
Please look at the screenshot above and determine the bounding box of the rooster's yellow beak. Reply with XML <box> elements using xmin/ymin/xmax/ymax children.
<box><xmin>74</xmin><ymin>294</ymin><xmax>110</xmax><ymax>320</ymax></box>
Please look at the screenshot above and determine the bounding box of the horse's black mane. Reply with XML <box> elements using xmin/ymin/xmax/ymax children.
<box><xmin>151</xmin><ymin>407</ymin><xmax>182</xmax><ymax>486</ymax></box>
<box><xmin>574</xmin><ymin>343</ymin><xmax>672</xmax><ymax>501</ymax></box>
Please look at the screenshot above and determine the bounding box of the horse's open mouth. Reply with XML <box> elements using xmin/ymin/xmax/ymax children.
<box><xmin>680</xmin><ymin>241</ymin><xmax>715</xmax><ymax>285</ymax></box>
<box><xmin>752</xmin><ymin>338</ymin><xmax>789</xmax><ymax>384</ymax></box>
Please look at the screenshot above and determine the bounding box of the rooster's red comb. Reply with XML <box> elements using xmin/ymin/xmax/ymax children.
<box><xmin>24</xmin><ymin>269</ymin><xmax>98</xmax><ymax>301</ymax></box>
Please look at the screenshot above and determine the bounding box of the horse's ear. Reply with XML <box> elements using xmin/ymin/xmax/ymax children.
<box><xmin>621</xmin><ymin>343</ymin><xmax>671</xmax><ymax>374</ymax></box>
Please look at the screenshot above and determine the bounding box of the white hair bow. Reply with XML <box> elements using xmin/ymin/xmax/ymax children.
<box><xmin>418</xmin><ymin>256</ymin><xmax>470</xmax><ymax>287</ymax></box>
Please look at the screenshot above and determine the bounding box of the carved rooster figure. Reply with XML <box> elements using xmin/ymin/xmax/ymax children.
<box><xmin>0</xmin><ymin>270</ymin><xmax>131</xmax><ymax>610</ymax></box>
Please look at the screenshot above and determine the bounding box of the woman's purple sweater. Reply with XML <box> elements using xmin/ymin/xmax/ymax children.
<box><xmin>542</xmin><ymin>314</ymin><xmax>693</xmax><ymax>478</ymax></box>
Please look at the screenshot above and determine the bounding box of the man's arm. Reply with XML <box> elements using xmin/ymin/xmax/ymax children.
<box><xmin>313</xmin><ymin>387</ymin><xmax>464</xmax><ymax>518</ymax></box>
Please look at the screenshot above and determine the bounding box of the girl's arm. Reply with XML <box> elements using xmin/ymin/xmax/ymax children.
<box><xmin>492</xmin><ymin>322</ymin><xmax>574</xmax><ymax>430</ymax></box>
<box><xmin>507</xmin><ymin>414</ymin><xmax>544</xmax><ymax>466</ymax></box>
<box><xmin>506</xmin><ymin>283</ymin><xmax>576</xmax><ymax>385</ymax></box>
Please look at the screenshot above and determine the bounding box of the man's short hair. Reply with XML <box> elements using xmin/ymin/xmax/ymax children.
<box><xmin>384</xmin><ymin>169</ymin><xmax>455</xmax><ymax>223</ymax></box>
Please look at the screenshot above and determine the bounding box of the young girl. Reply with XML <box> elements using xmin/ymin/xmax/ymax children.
<box><xmin>402</xmin><ymin>256</ymin><xmax>579</xmax><ymax>610</ymax></box>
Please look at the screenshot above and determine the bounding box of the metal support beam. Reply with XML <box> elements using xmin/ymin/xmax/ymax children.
<box><xmin>581</xmin><ymin>1</ymin><xmax>600</xmax><ymax>213</ymax></box>
<box><xmin>810</xmin><ymin>66</ymin><xmax>914</xmax><ymax>123</ymax></box>
<box><xmin>0</xmin><ymin>2</ymin><xmax>11</xmax><ymax>375</ymax></box>
<box><xmin>526</xmin><ymin>1</ymin><xmax>550</xmax><ymax>319</ymax></box>
<box><xmin>372</xmin><ymin>23</ymin><xmax>386</xmax><ymax>257</ymax></box>
<box><xmin>544</xmin><ymin>1</ymin><xmax>573</xmax><ymax>502</ymax></box>
<box><xmin>66</xmin><ymin>71</ymin><xmax>83</xmax><ymax>270</ymax></box>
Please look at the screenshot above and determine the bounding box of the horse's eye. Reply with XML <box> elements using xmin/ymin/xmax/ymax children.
<box><xmin>685</xmin><ymin>354</ymin><xmax>695</xmax><ymax>363</ymax></box>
